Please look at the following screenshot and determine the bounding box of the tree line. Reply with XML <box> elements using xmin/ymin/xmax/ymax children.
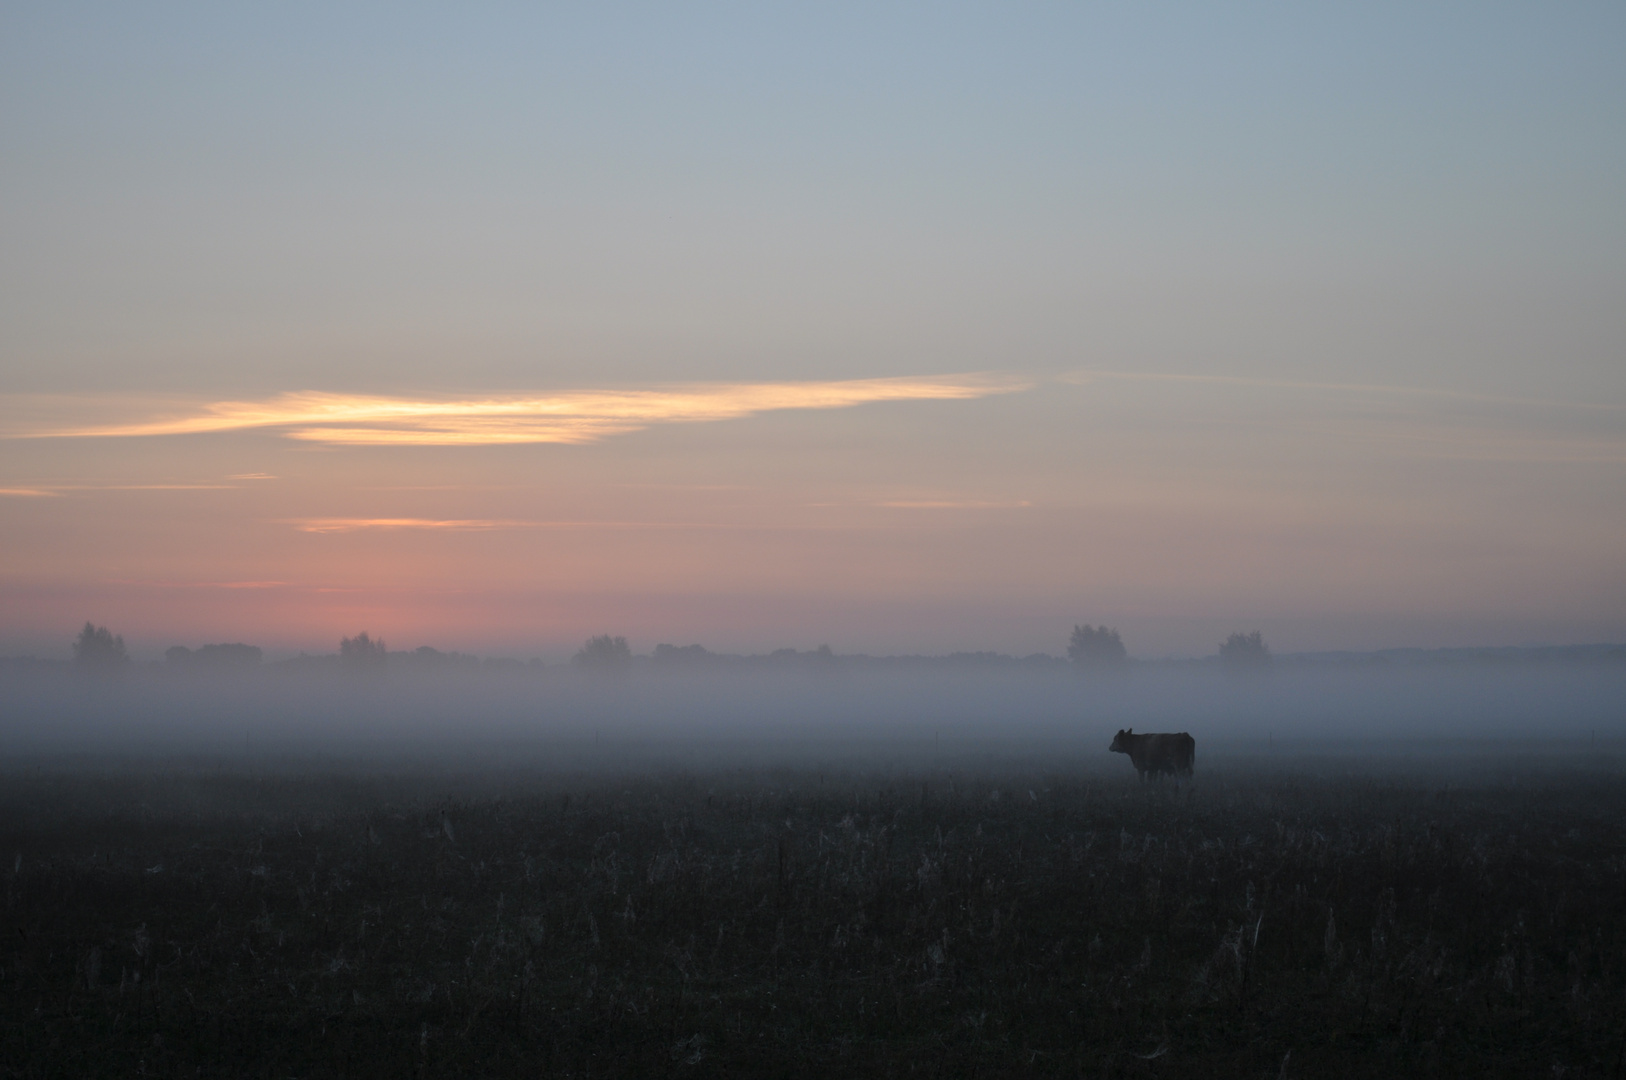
<box><xmin>1068</xmin><ymin>624</ymin><xmax>1270</xmax><ymax>669</ymax></box>
<box><xmin>67</xmin><ymin>622</ymin><xmax>1274</xmax><ymax>673</ymax></box>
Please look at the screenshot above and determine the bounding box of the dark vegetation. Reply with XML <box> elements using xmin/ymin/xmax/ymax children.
<box><xmin>12</xmin><ymin>620</ymin><xmax>1626</xmax><ymax>676</ymax></box>
<box><xmin>1220</xmin><ymin>633</ymin><xmax>1271</xmax><ymax>670</ymax></box>
<box><xmin>2</xmin><ymin>752</ymin><xmax>1624</xmax><ymax>1077</ymax></box>
<box><xmin>1069</xmin><ymin>626</ymin><xmax>1128</xmax><ymax>669</ymax></box>
<box><xmin>70</xmin><ymin>624</ymin><xmax>128</xmax><ymax>673</ymax></box>
<box><xmin>339</xmin><ymin>634</ymin><xmax>388</xmax><ymax>672</ymax></box>
<box><xmin>574</xmin><ymin>635</ymin><xmax>633</xmax><ymax>674</ymax></box>
<box><xmin>165</xmin><ymin>644</ymin><xmax>263</xmax><ymax>670</ymax></box>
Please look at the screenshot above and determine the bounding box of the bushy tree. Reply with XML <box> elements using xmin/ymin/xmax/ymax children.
<box><xmin>1068</xmin><ymin>624</ymin><xmax>1127</xmax><ymax>668</ymax></box>
<box><xmin>574</xmin><ymin>634</ymin><xmax>632</xmax><ymax>673</ymax></box>
<box><xmin>1219</xmin><ymin>630</ymin><xmax>1270</xmax><ymax>668</ymax></box>
<box><xmin>340</xmin><ymin>631</ymin><xmax>388</xmax><ymax>670</ymax></box>
<box><xmin>73</xmin><ymin>622</ymin><xmax>128</xmax><ymax>671</ymax></box>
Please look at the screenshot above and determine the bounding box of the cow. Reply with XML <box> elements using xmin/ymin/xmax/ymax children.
<box><xmin>1109</xmin><ymin>728</ymin><xmax>1195</xmax><ymax>780</ymax></box>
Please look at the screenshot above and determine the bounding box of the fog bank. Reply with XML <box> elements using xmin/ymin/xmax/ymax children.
<box><xmin>2</xmin><ymin>659</ymin><xmax>1621</xmax><ymax>765</ymax></box>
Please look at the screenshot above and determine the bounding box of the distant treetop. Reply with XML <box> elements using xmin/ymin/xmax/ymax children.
<box><xmin>73</xmin><ymin>622</ymin><xmax>128</xmax><ymax>671</ymax></box>
<box><xmin>340</xmin><ymin>631</ymin><xmax>388</xmax><ymax>670</ymax></box>
<box><xmin>575</xmin><ymin>634</ymin><xmax>632</xmax><ymax>673</ymax></box>
<box><xmin>1219</xmin><ymin>630</ymin><xmax>1271</xmax><ymax>668</ymax></box>
<box><xmin>1068</xmin><ymin>624</ymin><xmax>1127</xmax><ymax>668</ymax></box>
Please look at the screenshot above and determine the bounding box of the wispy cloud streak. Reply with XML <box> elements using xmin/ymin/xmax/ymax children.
<box><xmin>289</xmin><ymin>518</ymin><xmax>522</xmax><ymax>533</ymax></box>
<box><xmin>876</xmin><ymin>500</ymin><xmax>1033</xmax><ymax>509</ymax></box>
<box><xmin>1061</xmin><ymin>370</ymin><xmax>1623</xmax><ymax>412</ymax></box>
<box><xmin>29</xmin><ymin>375</ymin><xmax>1027</xmax><ymax>447</ymax></box>
<box><xmin>286</xmin><ymin>518</ymin><xmax>731</xmax><ymax>533</ymax></box>
<box><xmin>106</xmin><ymin>579</ymin><xmax>288</xmax><ymax>589</ymax></box>
<box><xmin>0</xmin><ymin>484</ymin><xmax>237</xmax><ymax>495</ymax></box>
<box><xmin>1062</xmin><ymin>369</ymin><xmax>1626</xmax><ymax>464</ymax></box>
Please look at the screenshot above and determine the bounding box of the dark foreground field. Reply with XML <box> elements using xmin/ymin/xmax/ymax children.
<box><xmin>2</xmin><ymin>747</ymin><xmax>1624</xmax><ymax>1078</ymax></box>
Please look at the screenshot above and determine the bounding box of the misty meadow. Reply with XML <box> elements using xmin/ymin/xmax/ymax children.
<box><xmin>3</xmin><ymin>639</ymin><xmax>1626</xmax><ymax>1076</ymax></box>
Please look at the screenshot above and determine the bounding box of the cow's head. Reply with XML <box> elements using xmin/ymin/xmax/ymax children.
<box><xmin>1109</xmin><ymin>728</ymin><xmax>1132</xmax><ymax>753</ymax></box>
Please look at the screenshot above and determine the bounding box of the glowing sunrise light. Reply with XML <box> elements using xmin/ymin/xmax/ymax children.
<box><xmin>30</xmin><ymin>375</ymin><xmax>1028</xmax><ymax>447</ymax></box>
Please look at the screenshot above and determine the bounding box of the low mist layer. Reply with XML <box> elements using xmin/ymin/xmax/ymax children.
<box><xmin>3</xmin><ymin>653</ymin><xmax>1622</xmax><ymax>763</ymax></box>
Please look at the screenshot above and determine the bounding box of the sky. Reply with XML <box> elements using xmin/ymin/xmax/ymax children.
<box><xmin>2</xmin><ymin>2</ymin><xmax>1623</xmax><ymax>661</ymax></box>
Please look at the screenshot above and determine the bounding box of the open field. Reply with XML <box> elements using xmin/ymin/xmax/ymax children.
<box><xmin>2</xmin><ymin>744</ymin><xmax>1624</xmax><ymax>1077</ymax></box>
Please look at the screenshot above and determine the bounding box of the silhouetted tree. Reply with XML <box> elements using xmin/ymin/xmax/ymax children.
<box><xmin>1219</xmin><ymin>630</ymin><xmax>1270</xmax><ymax>669</ymax></box>
<box><xmin>574</xmin><ymin>634</ymin><xmax>631</xmax><ymax>673</ymax></box>
<box><xmin>166</xmin><ymin>643</ymin><xmax>262</xmax><ymax>668</ymax></box>
<box><xmin>340</xmin><ymin>631</ymin><xmax>388</xmax><ymax>670</ymax></box>
<box><xmin>1069</xmin><ymin>624</ymin><xmax>1127</xmax><ymax>668</ymax></box>
<box><xmin>73</xmin><ymin>622</ymin><xmax>128</xmax><ymax>671</ymax></box>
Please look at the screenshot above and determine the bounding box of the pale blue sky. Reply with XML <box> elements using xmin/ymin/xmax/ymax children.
<box><xmin>2</xmin><ymin>3</ymin><xmax>1623</xmax><ymax>657</ymax></box>
<box><xmin>5</xmin><ymin>3</ymin><xmax>1621</xmax><ymax>395</ymax></box>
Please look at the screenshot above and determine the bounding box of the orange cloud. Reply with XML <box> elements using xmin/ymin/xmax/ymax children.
<box><xmin>29</xmin><ymin>374</ymin><xmax>1028</xmax><ymax>447</ymax></box>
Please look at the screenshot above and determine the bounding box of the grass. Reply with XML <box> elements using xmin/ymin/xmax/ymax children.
<box><xmin>1</xmin><ymin>751</ymin><xmax>1623</xmax><ymax>1077</ymax></box>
